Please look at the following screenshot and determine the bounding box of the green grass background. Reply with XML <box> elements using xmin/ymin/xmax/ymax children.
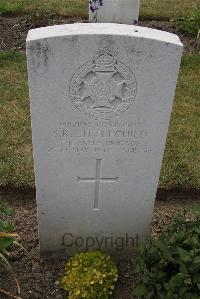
<box><xmin>0</xmin><ymin>52</ymin><xmax>199</xmax><ymax>190</ymax></box>
<box><xmin>0</xmin><ymin>0</ymin><xmax>199</xmax><ymax>19</ymax></box>
<box><xmin>0</xmin><ymin>0</ymin><xmax>199</xmax><ymax>190</ymax></box>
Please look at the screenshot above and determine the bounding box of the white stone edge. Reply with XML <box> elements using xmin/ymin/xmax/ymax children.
<box><xmin>26</xmin><ymin>23</ymin><xmax>183</xmax><ymax>47</ymax></box>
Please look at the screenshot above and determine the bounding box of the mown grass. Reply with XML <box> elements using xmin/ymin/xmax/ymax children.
<box><xmin>0</xmin><ymin>51</ymin><xmax>34</xmax><ymax>189</ymax></box>
<box><xmin>0</xmin><ymin>0</ymin><xmax>199</xmax><ymax>19</ymax></box>
<box><xmin>160</xmin><ymin>55</ymin><xmax>200</xmax><ymax>189</ymax></box>
<box><xmin>140</xmin><ymin>0</ymin><xmax>200</xmax><ymax>19</ymax></box>
<box><xmin>0</xmin><ymin>51</ymin><xmax>199</xmax><ymax>190</ymax></box>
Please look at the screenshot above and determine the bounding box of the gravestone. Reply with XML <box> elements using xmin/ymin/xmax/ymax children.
<box><xmin>27</xmin><ymin>23</ymin><xmax>182</xmax><ymax>257</ymax></box>
<box><xmin>89</xmin><ymin>0</ymin><xmax>140</xmax><ymax>24</ymax></box>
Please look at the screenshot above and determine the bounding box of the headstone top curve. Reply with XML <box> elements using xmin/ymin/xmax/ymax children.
<box><xmin>27</xmin><ymin>23</ymin><xmax>182</xmax><ymax>47</ymax></box>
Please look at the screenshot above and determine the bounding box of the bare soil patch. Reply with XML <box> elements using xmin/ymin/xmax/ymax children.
<box><xmin>0</xmin><ymin>16</ymin><xmax>199</xmax><ymax>54</ymax></box>
<box><xmin>0</xmin><ymin>191</ymin><xmax>199</xmax><ymax>299</ymax></box>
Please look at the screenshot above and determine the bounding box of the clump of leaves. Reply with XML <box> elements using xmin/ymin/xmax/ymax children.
<box><xmin>133</xmin><ymin>206</ymin><xmax>200</xmax><ymax>299</ymax></box>
<box><xmin>172</xmin><ymin>7</ymin><xmax>200</xmax><ymax>37</ymax></box>
<box><xmin>0</xmin><ymin>199</ymin><xmax>21</xmax><ymax>296</ymax></box>
<box><xmin>61</xmin><ymin>251</ymin><xmax>118</xmax><ymax>299</ymax></box>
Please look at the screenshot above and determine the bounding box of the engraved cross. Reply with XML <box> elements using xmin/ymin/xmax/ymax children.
<box><xmin>77</xmin><ymin>159</ymin><xmax>118</xmax><ymax>210</ymax></box>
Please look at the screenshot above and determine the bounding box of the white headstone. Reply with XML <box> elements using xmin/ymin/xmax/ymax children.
<box><xmin>27</xmin><ymin>23</ymin><xmax>182</xmax><ymax>257</ymax></box>
<box><xmin>89</xmin><ymin>0</ymin><xmax>140</xmax><ymax>24</ymax></box>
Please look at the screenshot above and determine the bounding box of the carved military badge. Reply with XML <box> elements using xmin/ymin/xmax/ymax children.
<box><xmin>70</xmin><ymin>51</ymin><xmax>137</xmax><ymax>120</ymax></box>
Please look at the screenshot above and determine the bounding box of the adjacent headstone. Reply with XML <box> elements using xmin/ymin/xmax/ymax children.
<box><xmin>89</xmin><ymin>0</ymin><xmax>140</xmax><ymax>24</ymax></box>
<box><xmin>27</xmin><ymin>23</ymin><xmax>182</xmax><ymax>257</ymax></box>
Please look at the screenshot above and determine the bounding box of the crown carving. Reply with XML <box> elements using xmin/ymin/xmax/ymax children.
<box><xmin>94</xmin><ymin>53</ymin><xmax>116</xmax><ymax>72</ymax></box>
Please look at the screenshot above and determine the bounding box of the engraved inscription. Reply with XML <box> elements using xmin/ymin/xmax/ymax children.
<box><xmin>49</xmin><ymin>120</ymin><xmax>151</xmax><ymax>155</ymax></box>
<box><xmin>70</xmin><ymin>51</ymin><xmax>137</xmax><ymax>120</ymax></box>
<box><xmin>78</xmin><ymin>159</ymin><xmax>118</xmax><ymax>209</ymax></box>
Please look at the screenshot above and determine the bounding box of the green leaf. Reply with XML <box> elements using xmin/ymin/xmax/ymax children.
<box><xmin>179</xmin><ymin>286</ymin><xmax>189</xmax><ymax>296</ymax></box>
<box><xmin>132</xmin><ymin>205</ymin><xmax>200</xmax><ymax>298</ymax></box>
<box><xmin>193</xmin><ymin>274</ymin><xmax>200</xmax><ymax>284</ymax></box>
<box><xmin>147</xmin><ymin>247</ymin><xmax>160</xmax><ymax>264</ymax></box>
<box><xmin>0</xmin><ymin>219</ymin><xmax>14</xmax><ymax>232</ymax></box>
<box><xmin>177</xmin><ymin>247</ymin><xmax>191</xmax><ymax>262</ymax></box>
<box><xmin>133</xmin><ymin>283</ymin><xmax>147</xmax><ymax>296</ymax></box>
<box><xmin>179</xmin><ymin>262</ymin><xmax>188</xmax><ymax>275</ymax></box>
<box><xmin>157</xmin><ymin>271</ymin><xmax>167</xmax><ymax>280</ymax></box>
<box><xmin>191</xmin><ymin>205</ymin><xmax>200</xmax><ymax>218</ymax></box>
<box><xmin>135</xmin><ymin>262</ymin><xmax>142</xmax><ymax>273</ymax></box>
<box><xmin>193</xmin><ymin>256</ymin><xmax>200</xmax><ymax>263</ymax></box>
<box><xmin>184</xmin><ymin>277</ymin><xmax>192</xmax><ymax>285</ymax></box>
<box><xmin>168</xmin><ymin>273</ymin><xmax>185</xmax><ymax>288</ymax></box>
<box><xmin>0</xmin><ymin>237</ymin><xmax>14</xmax><ymax>253</ymax></box>
<box><xmin>191</xmin><ymin>257</ymin><xmax>200</xmax><ymax>273</ymax></box>
<box><xmin>157</xmin><ymin>238</ymin><xmax>171</xmax><ymax>258</ymax></box>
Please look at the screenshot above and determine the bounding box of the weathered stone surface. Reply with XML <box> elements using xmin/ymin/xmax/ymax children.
<box><xmin>27</xmin><ymin>23</ymin><xmax>182</xmax><ymax>257</ymax></box>
<box><xmin>89</xmin><ymin>0</ymin><xmax>140</xmax><ymax>24</ymax></box>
